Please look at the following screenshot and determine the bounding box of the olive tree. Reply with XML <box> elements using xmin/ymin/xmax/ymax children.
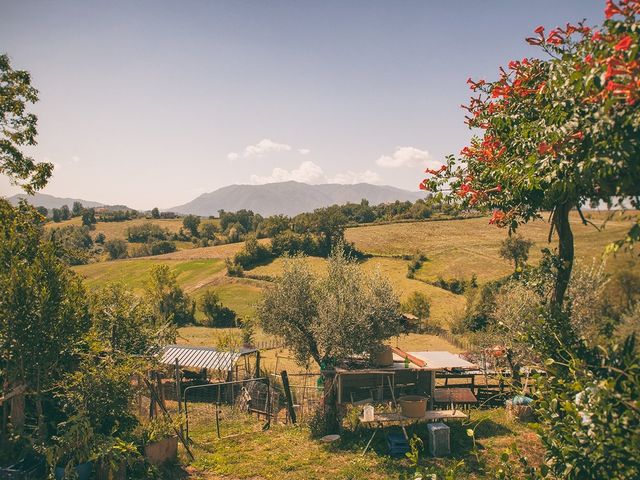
<box><xmin>258</xmin><ymin>246</ymin><xmax>403</xmax><ymax>368</ymax></box>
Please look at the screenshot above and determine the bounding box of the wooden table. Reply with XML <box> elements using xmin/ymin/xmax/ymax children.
<box><xmin>358</xmin><ymin>409</ymin><xmax>468</xmax><ymax>454</ymax></box>
<box><xmin>433</xmin><ymin>387</ymin><xmax>478</xmax><ymax>407</ymax></box>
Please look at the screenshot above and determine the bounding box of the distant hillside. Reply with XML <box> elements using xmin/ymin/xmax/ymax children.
<box><xmin>169</xmin><ymin>181</ymin><xmax>424</xmax><ymax>216</ymax></box>
<box><xmin>6</xmin><ymin>193</ymin><xmax>133</xmax><ymax>212</ymax></box>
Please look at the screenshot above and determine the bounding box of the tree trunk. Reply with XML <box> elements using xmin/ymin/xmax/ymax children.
<box><xmin>551</xmin><ymin>203</ymin><xmax>574</xmax><ymax>310</ymax></box>
<box><xmin>505</xmin><ymin>350</ymin><xmax>521</xmax><ymax>390</ymax></box>
<box><xmin>35</xmin><ymin>369</ymin><xmax>46</xmax><ymax>440</ymax></box>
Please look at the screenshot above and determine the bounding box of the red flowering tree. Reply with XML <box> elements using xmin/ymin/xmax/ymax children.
<box><xmin>422</xmin><ymin>0</ymin><xmax>640</xmax><ymax>309</ymax></box>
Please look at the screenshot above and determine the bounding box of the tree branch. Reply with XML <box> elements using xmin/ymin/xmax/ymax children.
<box><xmin>576</xmin><ymin>205</ymin><xmax>601</xmax><ymax>231</ymax></box>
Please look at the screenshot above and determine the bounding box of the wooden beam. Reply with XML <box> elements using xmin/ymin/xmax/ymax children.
<box><xmin>390</xmin><ymin>346</ymin><xmax>426</xmax><ymax>368</ymax></box>
<box><xmin>0</xmin><ymin>384</ymin><xmax>26</xmax><ymax>405</ymax></box>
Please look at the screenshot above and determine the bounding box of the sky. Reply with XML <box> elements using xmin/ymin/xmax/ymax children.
<box><xmin>1</xmin><ymin>0</ymin><xmax>605</xmax><ymax>210</ymax></box>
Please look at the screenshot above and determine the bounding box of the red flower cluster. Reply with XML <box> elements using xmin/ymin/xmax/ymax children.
<box><xmin>424</xmin><ymin>165</ymin><xmax>447</xmax><ymax>175</ymax></box>
<box><xmin>460</xmin><ymin>136</ymin><xmax>506</xmax><ymax>164</ymax></box>
<box><xmin>489</xmin><ymin>210</ymin><xmax>506</xmax><ymax>225</ymax></box>
<box><xmin>526</xmin><ymin>23</ymin><xmax>591</xmax><ymax>46</ymax></box>
<box><xmin>605</xmin><ymin>0</ymin><xmax>640</xmax><ymax>19</ymax></box>
<box><xmin>615</xmin><ymin>34</ymin><xmax>633</xmax><ymax>51</ymax></box>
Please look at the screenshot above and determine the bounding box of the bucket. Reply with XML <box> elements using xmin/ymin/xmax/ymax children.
<box><xmin>372</xmin><ymin>345</ymin><xmax>393</xmax><ymax>367</ymax></box>
<box><xmin>398</xmin><ymin>395</ymin><xmax>427</xmax><ymax>418</ymax></box>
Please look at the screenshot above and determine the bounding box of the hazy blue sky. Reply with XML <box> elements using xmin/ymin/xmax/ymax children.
<box><xmin>1</xmin><ymin>0</ymin><xmax>605</xmax><ymax>210</ymax></box>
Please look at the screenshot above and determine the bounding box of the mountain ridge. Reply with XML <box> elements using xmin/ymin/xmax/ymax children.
<box><xmin>169</xmin><ymin>181</ymin><xmax>424</xmax><ymax>216</ymax></box>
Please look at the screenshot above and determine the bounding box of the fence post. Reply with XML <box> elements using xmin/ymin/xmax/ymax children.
<box><xmin>281</xmin><ymin>370</ymin><xmax>297</xmax><ymax>424</ymax></box>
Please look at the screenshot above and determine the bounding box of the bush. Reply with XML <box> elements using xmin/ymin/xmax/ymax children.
<box><xmin>225</xmin><ymin>257</ymin><xmax>244</xmax><ymax>277</ymax></box>
<box><xmin>233</xmin><ymin>234</ymin><xmax>272</xmax><ymax>269</ymax></box>
<box><xmin>432</xmin><ymin>276</ymin><xmax>467</xmax><ymax>294</ymax></box>
<box><xmin>149</xmin><ymin>240</ymin><xmax>176</xmax><ymax>256</ymax></box>
<box><xmin>146</xmin><ymin>264</ymin><xmax>195</xmax><ymax>326</ymax></box>
<box><xmin>199</xmin><ymin>289</ymin><xmax>237</xmax><ymax>327</ymax></box>
<box><xmin>104</xmin><ymin>239</ymin><xmax>128</xmax><ymax>260</ymax></box>
<box><xmin>98</xmin><ymin>209</ymin><xmax>136</xmax><ymax>222</ymax></box>
<box><xmin>126</xmin><ymin>222</ymin><xmax>168</xmax><ymax>242</ymax></box>
<box><xmin>271</xmin><ymin>230</ymin><xmax>319</xmax><ymax>256</ymax></box>
<box><xmin>406</xmin><ymin>253</ymin><xmax>427</xmax><ymax>279</ymax></box>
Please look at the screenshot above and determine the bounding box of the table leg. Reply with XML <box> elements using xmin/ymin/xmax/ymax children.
<box><xmin>362</xmin><ymin>427</ymin><xmax>378</xmax><ymax>455</ymax></box>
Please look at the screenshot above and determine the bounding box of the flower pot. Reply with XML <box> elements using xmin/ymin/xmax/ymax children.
<box><xmin>144</xmin><ymin>436</ymin><xmax>178</xmax><ymax>466</ymax></box>
<box><xmin>54</xmin><ymin>461</ymin><xmax>93</xmax><ymax>480</ymax></box>
<box><xmin>398</xmin><ymin>395</ymin><xmax>427</xmax><ymax>418</ymax></box>
<box><xmin>372</xmin><ymin>345</ymin><xmax>394</xmax><ymax>367</ymax></box>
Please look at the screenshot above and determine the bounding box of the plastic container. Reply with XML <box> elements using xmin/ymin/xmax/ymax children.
<box><xmin>398</xmin><ymin>395</ymin><xmax>427</xmax><ymax>418</ymax></box>
<box><xmin>363</xmin><ymin>404</ymin><xmax>375</xmax><ymax>422</ymax></box>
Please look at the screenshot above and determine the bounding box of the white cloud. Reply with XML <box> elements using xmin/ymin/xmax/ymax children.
<box><xmin>250</xmin><ymin>161</ymin><xmax>324</xmax><ymax>184</ymax></box>
<box><xmin>244</xmin><ymin>138</ymin><xmax>291</xmax><ymax>157</ymax></box>
<box><xmin>329</xmin><ymin>170</ymin><xmax>380</xmax><ymax>184</ymax></box>
<box><xmin>376</xmin><ymin>146</ymin><xmax>436</xmax><ymax>168</ymax></box>
<box><xmin>228</xmin><ymin>138</ymin><xmax>291</xmax><ymax>160</ymax></box>
<box><xmin>249</xmin><ymin>161</ymin><xmax>381</xmax><ymax>186</ymax></box>
<box><xmin>228</xmin><ymin>139</ymin><xmax>313</xmax><ymax>160</ymax></box>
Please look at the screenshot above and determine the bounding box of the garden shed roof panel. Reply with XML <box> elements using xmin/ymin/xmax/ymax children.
<box><xmin>160</xmin><ymin>345</ymin><xmax>257</xmax><ymax>371</ymax></box>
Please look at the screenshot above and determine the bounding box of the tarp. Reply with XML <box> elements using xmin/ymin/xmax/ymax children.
<box><xmin>392</xmin><ymin>351</ymin><xmax>477</xmax><ymax>370</ymax></box>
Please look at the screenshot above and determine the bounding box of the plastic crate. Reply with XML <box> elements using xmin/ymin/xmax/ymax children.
<box><xmin>427</xmin><ymin>422</ymin><xmax>450</xmax><ymax>457</ymax></box>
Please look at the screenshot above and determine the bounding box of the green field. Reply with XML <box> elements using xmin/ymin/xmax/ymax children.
<box><xmin>73</xmin><ymin>212</ymin><xmax>638</xmax><ymax>332</ymax></box>
<box><xmin>73</xmin><ymin>253</ymin><xmax>266</xmax><ymax>320</ymax></box>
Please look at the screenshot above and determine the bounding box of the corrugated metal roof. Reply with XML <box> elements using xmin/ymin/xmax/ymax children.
<box><xmin>160</xmin><ymin>345</ymin><xmax>257</xmax><ymax>371</ymax></box>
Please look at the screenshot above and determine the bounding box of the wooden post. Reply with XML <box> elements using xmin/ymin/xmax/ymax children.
<box><xmin>255</xmin><ymin>351</ymin><xmax>261</xmax><ymax>378</ymax></box>
<box><xmin>156</xmin><ymin>372</ymin><xmax>165</xmax><ymax>411</ymax></box>
<box><xmin>281</xmin><ymin>370</ymin><xmax>296</xmax><ymax>424</ymax></box>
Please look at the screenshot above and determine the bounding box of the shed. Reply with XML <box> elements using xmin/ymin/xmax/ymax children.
<box><xmin>326</xmin><ymin>350</ymin><xmax>478</xmax><ymax>406</ymax></box>
<box><xmin>159</xmin><ymin>345</ymin><xmax>260</xmax><ymax>381</ymax></box>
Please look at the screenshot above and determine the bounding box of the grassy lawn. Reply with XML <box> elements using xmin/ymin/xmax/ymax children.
<box><xmin>73</xmin><ymin>258</ymin><xmax>226</xmax><ymax>294</ymax></box>
<box><xmin>180</xmin><ymin>406</ymin><xmax>542</xmax><ymax>479</ymax></box>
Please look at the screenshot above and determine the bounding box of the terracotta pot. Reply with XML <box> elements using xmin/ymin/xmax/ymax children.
<box><xmin>398</xmin><ymin>395</ymin><xmax>427</xmax><ymax>418</ymax></box>
<box><xmin>144</xmin><ymin>436</ymin><xmax>178</xmax><ymax>466</ymax></box>
<box><xmin>372</xmin><ymin>345</ymin><xmax>394</xmax><ymax>367</ymax></box>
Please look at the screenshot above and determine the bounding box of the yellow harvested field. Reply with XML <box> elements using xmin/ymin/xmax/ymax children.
<box><xmin>346</xmin><ymin>211</ymin><xmax>638</xmax><ymax>282</ymax></box>
<box><xmin>155</xmin><ymin>238</ymin><xmax>270</xmax><ymax>260</ymax></box>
